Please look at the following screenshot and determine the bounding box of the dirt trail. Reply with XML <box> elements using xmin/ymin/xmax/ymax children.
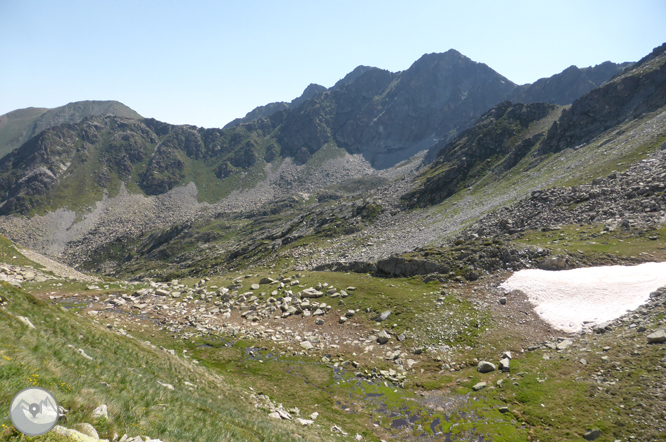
<box><xmin>19</xmin><ymin>248</ymin><xmax>101</xmax><ymax>283</ymax></box>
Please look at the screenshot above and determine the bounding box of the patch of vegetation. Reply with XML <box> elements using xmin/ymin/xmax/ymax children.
<box><xmin>0</xmin><ymin>236</ymin><xmax>43</xmax><ymax>269</ymax></box>
<box><xmin>514</xmin><ymin>224</ymin><xmax>666</xmax><ymax>261</ymax></box>
<box><xmin>0</xmin><ymin>283</ymin><xmax>333</xmax><ymax>442</ymax></box>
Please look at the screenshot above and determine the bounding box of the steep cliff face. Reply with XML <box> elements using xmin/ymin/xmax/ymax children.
<box><xmin>508</xmin><ymin>61</ymin><xmax>632</xmax><ymax>105</ymax></box>
<box><xmin>540</xmin><ymin>43</ymin><xmax>666</xmax><ymax>154</ymax></box>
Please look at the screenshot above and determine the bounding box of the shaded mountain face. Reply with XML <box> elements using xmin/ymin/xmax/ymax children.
<box><xmin>223</xmin><ymin>83</ymin><xmax>327</xmax><ymax>128</ymax></box>
<box><xmin>0</xmin><ymin>100</ymin><xmax>141</xmax><ymax>159</ymax></box>
<box><xmin>274</xmin><ymin>50</ymin><xmax>518</xmax><ymax>168</ymax></box>
<box><xmin>508</xmin><ymin>61</ymin><xmax>632</xmax><ymax>106</ymax></box>
<box><xmin>231</xmin><ymin>52</ymin><xmax>629</xmax><ymax>169</ymax></box>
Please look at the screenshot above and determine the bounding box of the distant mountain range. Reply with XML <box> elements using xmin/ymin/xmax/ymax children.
<box><xmin>0</xmin><ymin>47</ymin><xmax>643</xmax><ymax>221</ymax></box>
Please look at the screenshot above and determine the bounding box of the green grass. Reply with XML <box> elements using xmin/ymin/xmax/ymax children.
<box><xmin>515</xmin><ymin>224</ymin><xmax>666</xmax><ymax>260</ymax></box>
<box><xmin>0</xmin><ymin>283</ymin><xmax>336</xmax><ymax>442</ymax></box>
<box><xmin>0</xmin><ymin>236</ymin><xmax>43</xmax><ymax>269</ymax></box>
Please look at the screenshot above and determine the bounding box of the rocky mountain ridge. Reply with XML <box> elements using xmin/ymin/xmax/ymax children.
<box><xmin>223</xmin><ymin>83</ymin><xmax>327</xmax><ymax>128</ymax></box>
<box><xmin>0</xmin><ymin>100</ymin><xmax>141</xmax><ymax>159</ymax></box>
<box><xmin>508</xmin><ymin>61</ymin><xmax>632</xmax><ymax>105</ymax></box>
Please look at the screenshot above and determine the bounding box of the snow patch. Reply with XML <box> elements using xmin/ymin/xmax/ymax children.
<box><xmin>499</xmin><ymin>262</ymin><xmax>666</xmax><ymax>333</ymax></box>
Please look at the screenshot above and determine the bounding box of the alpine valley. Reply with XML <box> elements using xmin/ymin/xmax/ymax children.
<box><xmin>0</xmin><ymin>44</ymin><xmax>665</xmax><ymax>442</ymax></box>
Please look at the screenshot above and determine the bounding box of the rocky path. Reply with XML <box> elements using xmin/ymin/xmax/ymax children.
<box><xmin>18</xmin><ymin>248</ymin><xmax>100</xmax><ymax>282</ymax></box>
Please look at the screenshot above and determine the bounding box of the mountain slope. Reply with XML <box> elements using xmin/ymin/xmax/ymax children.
<box><xmin>541</xmin><ymin>43</ymin><xmax>666</xmax><ymax>154</ymax></box>
<box><xmin>0</xmin><ymin>115</ymin><xmax>275</xmax><ymax>215</ymax></box>
<box><xmin>409</xmin><ymin>44</ymin><xmax>666</xmax><ymax>212</ymax></box>
<box><xmin>0</xmin><ymin>100</ymin><xmax>141</xmax><ymax>159</ymax></box>
<box><xmin>405</xmin><ymin>101</ymin><xmax>561</xmax><ymax>208</ymax></box>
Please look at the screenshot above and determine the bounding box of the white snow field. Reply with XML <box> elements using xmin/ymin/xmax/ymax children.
<box><xmin>499</xmin><ymin>262</ymin><xmax>666</xmax><ymax>333</ymax></box>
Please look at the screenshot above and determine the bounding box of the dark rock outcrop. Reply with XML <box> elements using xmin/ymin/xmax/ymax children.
<box><xmin>276</xmin><ymin>50</ymin><xmax>518</xmax><ymax>168</ymax></box>
<box><xmin>405</xmin><ymin>101</ymin><xmax>558</xmax><ymax>207</ymax></box>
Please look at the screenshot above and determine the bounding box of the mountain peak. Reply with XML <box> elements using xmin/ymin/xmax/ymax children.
<box><xmin>0</xmin><ymin>100</ymin><xmax>140</xmax><ymax>160</ymax></box>
<box><xmin>332</xmin><ymin>65</ymin><xmax>378</xmax><ymax>90</ymax></box>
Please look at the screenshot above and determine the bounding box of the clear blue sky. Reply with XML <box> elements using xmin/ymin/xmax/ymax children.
<box><xmin>1</xmin><ymin>0</ymin><xmax>665</xmax><ymax>128</ymax></box>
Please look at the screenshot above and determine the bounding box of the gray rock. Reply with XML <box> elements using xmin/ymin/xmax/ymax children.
<box><xmin>498</xmin><ymin>406</ymin><xmax>509</xmax><ymax>413</ymax></box>
<box><xmin>583</xmin><ymin>428</ymin><xmax>602</xmax><ymax>440</ymax></box>
<box><xmin>472</xmin><ymin>382</ymin><xmax>487</xmax><ymax>391</ymax></box>
<box><xmin>539</xmin><ymin>256</ymin><xmax>568</xmax><ymax>270</ymax></box>
<box><xmin>377</xmin><ymin>331</ymin><xmax>391</xmax><ymax>344</ymax></box>
<box><xmin>315</xmin><ymin>318</ymin><xmax>324</xmax><ymax>325</ymax></box>
<box><xmin>92</xmin><ymin>404</ymin><xmax>108</xmax><ymax>419</ymax></box>
<box><xmin>376</xmin><ymin>310</ymin><xmax>391</xmax><ymax>322</ymax></box>
<box><xmin>501</xmin><ymin>351</ymin><xmax>512</xmax><ymax>359</ymax></box>
<box><xmin>499</xmin><ymin>358</ymin><xmax>510</xmax><ymax>372</ymax></box>
<box><xmin>300</xmin><ymin>288</ymin><xmax>324</xmax><ymax>298</ymax></box>
<box><xmin>53</xmin><ymin>425</ymin><xmax>102</xmax><ymax>442</ymax></box>
<box><xmin>250</xmin><ymin>283</ymin><xmax>260</xmax><ymax>290</ymax></box>
<box><xmin>556</xmin><ymin>339</ymin><xmax>572</xmax><ymax>350</ymax></box>
<box><xmin>339</xmin><ymin>316</ymin><xmax>347</xmax><ymax>324</ymax></box>
<box><xmin>300</xmin><ymin>341</ymin><xmax>313</xmax><ymax>350</ymax></box>
<box><xmin>331</xmin><ymin>425</ymin><xmax>348</xmax><ymax>436</ymax></box>
<box><xmin>647</xmin><ymin>329</ymin><xmax>666</xmax><ymax>343</ymax></box>
<box><xmin>17</xmin><ymin>316</ymin><xmax>36</xmax><ymax>329</ymax></box>
<box><xmin>74</xmin><ymin>423</ymin><xmax>99</xmax><ymax>440</ymax></box>
<box><xmin>477</xmin><ymin>361</ymin><xmax>496</xmax><ymax>373</ymax></box>
<box><xmin>499</xmin><ymin>297</ymin><xmax>507</xmax><ymax>305</ymax></box>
